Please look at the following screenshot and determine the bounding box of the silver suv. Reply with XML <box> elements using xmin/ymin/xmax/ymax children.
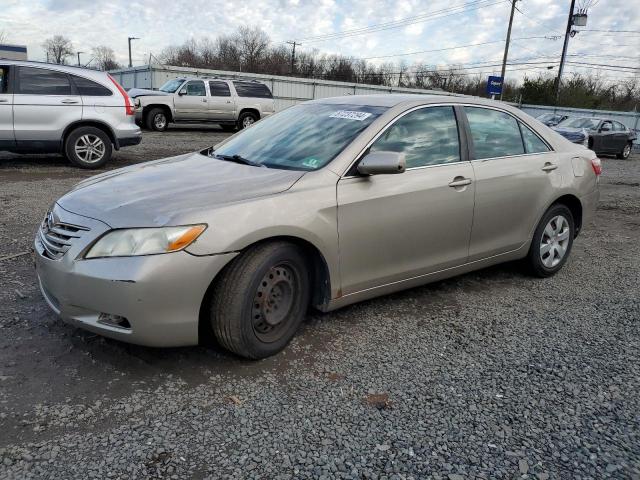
<box><xmin>129</xmin><ymin>77</ymin><xmax>275</xmax><ymax>132</ymax></box>
<box><xmin>0</xmin><ymin>60</ymin><xmax>141</xmax><ymax>169</ymax></box>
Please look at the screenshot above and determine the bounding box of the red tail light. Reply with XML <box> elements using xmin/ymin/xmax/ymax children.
<box><xmin>591</xmin><ymin>157</ymin><xmax>602</xmax><ymax>176</ymax></box>
<box><xmin>108</xmin><ymin>74</ymin><xmax>134</xmax><ymax>116</ymax></box>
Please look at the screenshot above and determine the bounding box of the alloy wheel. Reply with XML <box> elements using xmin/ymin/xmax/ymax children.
<box><xmin>242</xmin><ymin>116</ymin><xmax>255</xmax><ymax>128</ymax></box>
<box><xmin>154</xmin><ymin>113</ymin><xmax>167</xmax><ymax>130</ymax></box>
<box><xmin>74</xmin><ymin>134</ymin><xmax>106</xmax><ymax>164</ymax></box>
<box><xmin>623</xmin><ymin>144</ymin><xmax>631</xmax><ymax>159</ymax></box>
<box><xmin>540</xmin><ymin>215</ymin><xmax>570</xmax><ymax>268</ymax></box>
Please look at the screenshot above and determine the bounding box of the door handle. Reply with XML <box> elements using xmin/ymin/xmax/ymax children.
<box><xmin>0</xmin><ymin>99</ymin><xmax>8</xmax><ymax>103</ymax></box>
<box><xmin>61</xmin><ymin>99</ymin><xmax>79</xmax><ymax>104</ymax></box>
<box><xmin>202</xmin><ymin>99</ymin><xmax>207</xmax><ymax>102</ymax></box>
<box><xmin>541</xmin><ymin>163</ymin><xmax>558</xmax><ymax>172</ymax></box>
<box><xmin>448</xmin><ymin>177</ymin><xmax>472</xmax><ymax>188</ymax></box>
<box><xmin>226</xmin><ymin>101</ymin><xmax>231</xmax><ymax>104</ymax></box>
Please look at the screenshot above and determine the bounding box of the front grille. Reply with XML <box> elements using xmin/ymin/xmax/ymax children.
<box><xmin>38</xmin><ymin>213</ymin><xmax>90</xmax><ymax>260</ymax></box>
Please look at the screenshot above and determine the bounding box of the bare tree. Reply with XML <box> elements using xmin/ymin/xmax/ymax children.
<box><xmin>42</xmin><ymin>35</ymin><xmax>73</xmax><ymax>64</ymax></box>
<box><xmin>0</xmin><ymin>31</ymin><xmax>8</xmax><ymax>44</ymax></box>
<box><xmin>234</xmin><ymin>26</ymin><xmax>269</xmax><ymax>72</ymax></box>
<box><xmin>92</xmin><ymin>46</ymin><xmax>120</xmax><ymax>70</ymax></box>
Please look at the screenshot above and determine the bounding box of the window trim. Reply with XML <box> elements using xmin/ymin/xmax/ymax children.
<box><xmin>461</xmin><ymin>104</ymin><xmax>554</xmax><ymax>162</ymax></box>
<box><xmin>517</xmin><ymin>119</ymin><xmax>551</xmax><ymax>155</ymax></box>
<box><xmin>69</xmin><ymin>74</ymin><xmax>114</xmax><ymax>97</ymax></box>
<box><xmin>14</xmin><ymin>65</ymin><xmax>77</xmax><ymax>96</ymax></box>
<box><xmin>342</xmin><ymin>103</ymin><xmax>469</xmax><ymax>178</ymax></box>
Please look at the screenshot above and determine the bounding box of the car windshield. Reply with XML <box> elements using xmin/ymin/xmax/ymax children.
<box><xmin>538</xmin><ymin>113</ymin><xmax>555</xmax><ymax>121</ymax></box>
<box><xmin>159</xmin><ymin>79</ymin><xmax>185</xmax><ymax>93</ymax></box>
<box><xmin>209</xmin><ymin>103</ymin><xmax>388</xmax><ymax>171</ymax></box>
<box><xmin>560</xmin><ymin>118</ymin><xmax>600</xmax><ymax>129</ymax></box>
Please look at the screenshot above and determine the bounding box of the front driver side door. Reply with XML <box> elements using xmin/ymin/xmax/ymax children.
<box><xmin>173</xmin><ymin>80</ymin><xmax>208</xmax><ymax>121</ymax></box>
<box><xmin>337</xmin><ymin>105</ymin><xmax>475</xmax><ymax>295</ymax></box>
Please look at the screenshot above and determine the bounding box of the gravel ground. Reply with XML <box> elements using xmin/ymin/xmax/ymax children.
<box><xmin>0</xmin><ymin>129</ymin><xmax>639</xmax><ymax>479</ymax></box>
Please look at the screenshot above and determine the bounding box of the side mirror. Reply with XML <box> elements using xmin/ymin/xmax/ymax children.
<box><xmin>357</xmin><ymin>151</ymin><xmax>406</xmax><ymax>176</ymax></box>
<box><xmin>178</xmin><ymin>89</ymin><xmax>187</xmax><ymax>96</ymax></box>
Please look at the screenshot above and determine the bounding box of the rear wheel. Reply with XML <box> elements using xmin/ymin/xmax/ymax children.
<box><xmin>526</xmin><ymin>204</ymin><xmax>575</xmax><ymax>278</ymax></box>
<box><xmin>64</xmin><ymin>126</ymin><xmax>112</xmax><ymax>169</ymax></box>
<box><xmin>146</xmin><ymin>108</ymin><xmax>169</xmax><ymax>131</ymax></box>
<box><xmin>238</xmin><ymin>111</ymin><xmax>258</xmax><ymax>130</ymax></box>
<box><xmin>210</xmin><ymin>241</ymin><xmax>310</xmax><ymax>359</ymax></box>
<box><xmin>617</xmin><ymin>142</ymin><xmax>632</xmax><ymax>159</ymax></box>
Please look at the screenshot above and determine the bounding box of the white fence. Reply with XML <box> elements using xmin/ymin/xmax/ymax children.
<box><xmin>110</xmin><ymin>65</ymin><xmax>639</xmax><ymax>150</ymax></box>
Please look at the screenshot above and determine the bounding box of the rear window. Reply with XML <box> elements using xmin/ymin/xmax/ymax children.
<box><xmin>0</xmin><ymin>66</ymin><xmax>8</xmax><ymax>93</ymax></box>
<box><xmin>233</xmin><ymin>81</ymin><xmax>273</xmax><ymax>98</ymax></box>
<box><xmin>17</xmin><ymin>67</ymin><xmax>72</xmax><ymax>95</ymax></box>
<box><xmin>71</xmin><ymin>75</ymin><xmax>113</xmax><ymax>96</ymax></box>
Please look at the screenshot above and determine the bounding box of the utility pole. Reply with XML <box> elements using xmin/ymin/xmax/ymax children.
<box><xmin>128</xmin><ymin>36</ymin><xmax>139</xmax><ymax>68</ymax></box>
<box><xmin>499</xmin><ymin>0</ymin><xmax>517</xmax><ymax>100</ymax></box>
<box><xmin>555</xmin><ymin>0</ymin><xmax>576</xmax><ymax>103</ymax></box>
<box><xmin>77</xmin><ymin>51</ymin><xmax>84</xmax><ymax>67</ymax></box>
<box><xmin>286</xmin><ymin>41</ymin><xmax>299</xmax><ymax>75</ymax></box>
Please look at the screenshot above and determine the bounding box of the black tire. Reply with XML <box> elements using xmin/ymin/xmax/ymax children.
<box><xmin>64</xmin><ymin>126</ymin><xmax>112</xmax><ymax>169</ymax></box>
<box><xmin>146</xmin><ymin>107</ymin><xmax>169</xmax><ymax>131</ymax></box>
<box><xmin>617</xmin><ymin>142</ymin><xmax>632</xmax><ymax>160</ymax></box>
<box><xmin>238</xmin><ymin>111</ymin><xmax>258</xmax><ymax>130</ymax></box>
<box><xmin>526</xmin><ymin>204</ymin><xmax>575</xmax><ymax>278</ymax></box>
<box><xmin>220</xmin><ymin>124</ymin><xmax>236</xmax><ymax>132</ymax></box>
<box><xmin>210</xmin><ymin>241</ymin><xmax>310</xmax><ymax>359</ymax></box>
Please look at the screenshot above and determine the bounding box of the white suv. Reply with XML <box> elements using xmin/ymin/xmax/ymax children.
<box><xmin>0</xmin><ymin>60</ymin><xmax>141</xmax><ymax>169</ymax></box>
<box><xmin>129</xmin><ymin>77</ymin><xmax>276</xmax><ymax>132</ymax></box>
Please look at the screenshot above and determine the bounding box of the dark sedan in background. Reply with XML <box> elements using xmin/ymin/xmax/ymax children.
<box><xmin>537</xmin><ymin>112</ymin><xmax>569</xmax><ymax>127</ymax></box>
<box><xmin>553</xmin><ymin>117</ymin><xmax>636</xmax><ymax>159</ymax></box>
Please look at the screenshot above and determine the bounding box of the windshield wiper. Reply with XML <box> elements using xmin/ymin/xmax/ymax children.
<box><xmin>214</xmin><ymin>153</ymin><xmax>266</xmax><ymax>168</ymax></box>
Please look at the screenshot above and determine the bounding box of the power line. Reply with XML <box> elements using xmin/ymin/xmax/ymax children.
<box><xmin>295</xmin><ymin>0</ymin><xmax>504</xmax><ymax>43</ymax></box>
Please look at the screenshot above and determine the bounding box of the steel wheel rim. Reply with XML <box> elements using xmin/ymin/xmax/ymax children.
<box><xmin>540</xmin><ymin>215</ymin><xmax>570</xmax><ymax>268</ymax></box>
<box><xmin>251</xmin><ymin>263</ymin><xmax>297</xmax><ymax>342</ymax></box>
<box><xmin>623</xmin><ymin>144</ymin><xmax>630</xmax><ymax>158</ymax></box>
<box><xmin>154</xmin><ymin>113</ymin><xmax>167</xmax><ymax>129</ymax></box>
<box><xmin>242</xmin><ymin>116</ymin><xmax>255</xmax><ymax>128</ymax></box>
<box><xmin>74</xmin><ymin>134</ymin><xmax>106</xmax><ymax>164</ymax></box>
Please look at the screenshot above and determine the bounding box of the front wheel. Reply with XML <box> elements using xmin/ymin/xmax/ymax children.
<box><xmin>210</xmin><ymin>241</ymin><xmax>310</xmax><ymax>359</ymax></box>
<box><xmin>146</xmin><ymin>108</ymin><xmax>169</xmax><ymax>132</ymax></box>
<box><xmin>617</xmin><ymin>142</ymin><xmax>632</xmax><ymax>159</ymax></box>
<box><xmin>64</xmin><ymin>126</ymin><xmax>112</xmax><ymax>169</ymax></box>
<box><xmin>526</xmin><ymin>204</ymin><xmax>575</xmax><ymax>278</ymax></box>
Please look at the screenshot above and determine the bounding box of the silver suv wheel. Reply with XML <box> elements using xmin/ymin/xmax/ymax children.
<box><xmin>154</xmin><ymin>113</ymin><xmax>167</xmax><ymax>130</ymax></box>
<box><xmin>74</xmin><ymin>134</ymin><xmax>106</xmax><ymax>164</ymax></box>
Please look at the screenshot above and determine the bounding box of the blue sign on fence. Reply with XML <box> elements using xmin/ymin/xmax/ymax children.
<box><xmin>487</xmin><ymin>76</ymin><xmax>503</xmax><ymax>96</ymax></box>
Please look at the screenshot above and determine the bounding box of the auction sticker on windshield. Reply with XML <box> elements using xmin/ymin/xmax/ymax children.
<box><xmin>329</xmin><ymin>110</ymin><xmax>372</xmax><ymax>121</ymax></box>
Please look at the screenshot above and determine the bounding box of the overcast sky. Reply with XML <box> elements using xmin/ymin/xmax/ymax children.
<box><xmin>1</xmin><ymin>0</ymin><xmax>638</xmax><ymax>84</ymax></box>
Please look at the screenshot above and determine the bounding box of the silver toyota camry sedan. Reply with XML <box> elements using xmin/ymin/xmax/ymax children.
<box><xmin>35</xmin><ymin>95</ymin><xmax>601</xmax><ymax>359</ymax></box>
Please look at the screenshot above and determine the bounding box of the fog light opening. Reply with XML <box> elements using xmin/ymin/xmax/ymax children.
<box><xmin>98</xmin><ymin>313</ymin><xmax>131</xmax><ymax>330</ymax></box>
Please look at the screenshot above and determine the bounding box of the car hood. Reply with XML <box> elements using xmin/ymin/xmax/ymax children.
<box><xmin>127</xmin><ymin>88</ymin><xmax>171</xmax><ymax>98</ymax></box>
<box><xmin>57</xmin><ymin>152</ymin><xmax>305</xmax><ymax>228</ymax></box>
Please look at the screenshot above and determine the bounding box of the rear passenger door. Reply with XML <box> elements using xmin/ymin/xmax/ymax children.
<box><xmin>208</xmin><ymin>81</ymin><xmax>235</xmax><ymax>121</ymax></box>
<box><xmin>13</xmin><ymin>66</ymin><xmax>82</xmax><ymax>150</ymax></box>
<box><xmin>0</xmin><ymin>65</ymin><xmax>15</xmax><ymax>150</ymax></box>
<box><xmin>612</xmin><ymin>121</ymin><xmax>629</xmax><ymax>151</ymax></box>
<box><xmin>70</xmin><ymin>74</ymin><xmax>114</xmax><ymax>121</ymax></box>
<box><xmin>464</xmin><ymin>106</ymin><xmax>560</xmax><ymax>261</ymax></box>
<box><xmin>173</xmin><ymin>80</ymin><xmax>208</xmax><ymax>121</ymax></box>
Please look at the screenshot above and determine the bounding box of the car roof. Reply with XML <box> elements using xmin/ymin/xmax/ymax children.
<box><xmin>1</xmin><ymin>59</ymin><xmax>109</xmax><ymax>82</ymax></box>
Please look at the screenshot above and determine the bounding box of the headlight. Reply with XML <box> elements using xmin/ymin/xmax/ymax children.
<box><xmin>85</xmin><ymin>225</ymin><xmax>206</xmax><ymax>259</ymax></box>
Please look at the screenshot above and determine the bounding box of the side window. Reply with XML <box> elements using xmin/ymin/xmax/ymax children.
<box><xmin>519</xmin><ymin>122</ymin><xmax>550</xmax><ymax>154</ymax></box>
<box><xmin>71</xmin><ymin>75</ymin><xmax>112</xmax><ymax>96</ymax></box>
<box><xmin>232</xmin><ymin>81</ymin><xmax>273</xmax><ymax>98</ymax></box>
<box><xmin>369</xmin><ymin>106</ymin><xmax>460</xmax><ymax>168</ymax></box>
<box><xmin>601</xmin><ymin>121</ymin><xmax>613</xmax><ymax>131</ymax></box>
<box><xmin>613</xmin><ymin>121</ymin><xmax>626</xmax><ymax>132</ymax></box>
<box><xmin>465</xmin><ymin>107</ymin><xmax>525</xmax><ymax>159</ymax></box>
<box><xmin>181</xmin><ymin>81</ymin><xmax>205</xmax><ymax>96</ymax></box>
<box><xmin>209</xmin><ymin>81</ymin><xmax>231</xmax><ymax>97</ymax></box>
<box><xmin>0</xmin><ymin>66</ymin><xmax>9</xmax><ymax>94</ymax></box>
<box><xmin>17</xmin><ymin>67</ymin><xmax>72</xmax><ymax>95</ymax></box>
